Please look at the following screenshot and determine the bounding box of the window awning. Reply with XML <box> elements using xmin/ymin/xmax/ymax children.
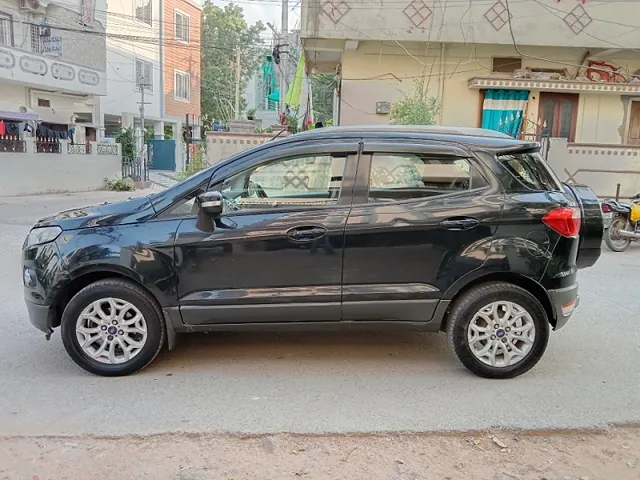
<box><xmin>469</xmin><ymin>77</ymin><xmax>640</xmax><ymax>95</ymax></box>
<box><xmin>0</xmin><ymin>109</ymin><xmax>38</xmax><ymax>121</ymax></box>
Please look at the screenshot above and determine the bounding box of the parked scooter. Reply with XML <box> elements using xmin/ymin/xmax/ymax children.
<box><xmin>602</xmin><ymin>193</ymin><xmax>640</xmax><ymax>252</ymax></box>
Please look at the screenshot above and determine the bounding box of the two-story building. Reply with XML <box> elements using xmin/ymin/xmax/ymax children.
<box><xmin>101</xmin><ymin>0</ymin><xmax>200</xmax><ymax>170</ymax></box>
<box><xmin>0</xmin><ymin>0</ymin><xmax>106</xmax><ymax>143</ymax></box>
<box><xmin>301</xmin><ymin>0</ymin><xmax>640</xmax><ymax>196</ymax></box>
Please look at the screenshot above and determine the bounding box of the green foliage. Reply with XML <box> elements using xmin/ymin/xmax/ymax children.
<box><xmin>390</xmin><ymin>80</ymin><xmax>440</xmax><ymax>125</ymax></box>
<box><xmin>164</xmin><ymin>125</ymin><xmax>174</xmax><ymax>140</ymax></box>
<box><xmin>285</xmin><ymin>115</ymin><xmax>298</xmax><ymax>133</ymax></box>
<box><xmin>246</xmin><ymin>108</ymin><xmax>256</xmax><ymax>119</ymax></box>
<box><xmin>255</xmin><ymin>126</ymin><xmax>273</xmax><ymax>133</ymax></box>
<box><xmin>171</xmin><ymin>146</ymin><xmax>209</xmax><ymax>182</ymax></box>
<box><xmin>311</xmin><ymin>74</ymin><xmax>336</xmax><ymax>124</ymax></box>
<box><xmin>201</xmin><ymin>2</ymin><xmax>265</xmax><ymax>121</ymax></box>
<box><xmin>115</xmin><ymin>127</ymin><xmax>136</xmax><ymax>159</ymax></box>
<box><xmin>104</xmin><ymin>177</ymin><xmax>135</xmax><ymax>191</ymax></box>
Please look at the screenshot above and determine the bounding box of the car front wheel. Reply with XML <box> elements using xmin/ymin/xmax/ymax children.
<box><xmin>61</xmin><ymin>279</ymin><xmax>165</xmax><ymax>376</ymax></box>
<box><xmin>446</xmin><ymin>282</ymin><xmax>549</xmax><ymax>379</ymax></box>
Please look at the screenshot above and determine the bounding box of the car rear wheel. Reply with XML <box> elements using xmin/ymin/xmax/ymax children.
<box><xmin>61</xmin><ymin>279</ymin><xmax>165</xmax><ymax>376</ymax></box>
<box><xmin>446</xmin><ymin>282</ymin><xmax>549</xmax><ymax>379</ymax></box>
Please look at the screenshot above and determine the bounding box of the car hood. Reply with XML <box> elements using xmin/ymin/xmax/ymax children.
<box><xmin>33</xmin><ymin>195</ymin><xmax>156</xmax><ymax>231</ymax></box>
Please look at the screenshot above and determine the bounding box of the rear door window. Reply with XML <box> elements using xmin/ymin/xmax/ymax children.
<box><xmin>496</xmin><ymin>152</ymin><xmax>563</xmax><ymax>191</ymax></box>
<box><xmin>367</xmin><ymin>153</ymin><xmax>488</xmax><ymax>203</ymax></box>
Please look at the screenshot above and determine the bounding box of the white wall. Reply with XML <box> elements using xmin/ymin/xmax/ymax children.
<box><xmin>0</xmin><ymin>84</ymin><xmax>27</xmax><ymax>111</ymax></box>
<box><xmin>0</xmin><ymin>141</ymin><xmax>122</xmax><ymax>196</ymax></box>
<box><xmin>101</xmin><ymin>0</ymin><xmax>162</xmax><ymax>121</ymax></box>
<box><xmin>302</xmin><ymin>0</ymin><xmax>640</xmax><ymax>50</ymax></box>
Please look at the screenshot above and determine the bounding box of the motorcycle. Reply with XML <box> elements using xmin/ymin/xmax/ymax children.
<box><xmin>602</xmin><ymin>193</ymin><xmax>640</xmax><ymax>252</ymax></box>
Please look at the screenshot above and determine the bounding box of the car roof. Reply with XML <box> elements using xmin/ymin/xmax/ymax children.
<box><xmin>282</xmin><ymin>125</ymin><xmax>538</xmax><ymax>151</ymax></box>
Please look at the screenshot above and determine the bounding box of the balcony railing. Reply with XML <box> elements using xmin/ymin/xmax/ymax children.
<box><xmin>67</xmin><ymin>142</ymin><xmax>92</xmax><ymax>154</ymax></box>
<box><xmin>0</xmin><ymin>136</ymin><xmax>26</xmax><ymax>153</ymax></box>
<box><xmin>36</xmin><ymin>138</ymin><xmax>62</xmax><ymax>154</ymax></box>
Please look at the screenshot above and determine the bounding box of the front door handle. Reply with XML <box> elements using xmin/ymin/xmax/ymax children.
<box><xmin>439</xmin><ymin>217</ymin><xmax>479</xmax><ymax>231</ymax></box>
<box><xmin>287</xmin><ymin>226</ymin><xmax>328</xmax><ymax>242</ymax></box>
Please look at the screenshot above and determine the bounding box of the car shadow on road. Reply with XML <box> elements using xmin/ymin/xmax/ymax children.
<box><xmin>143</xmin><ymin>330</ymin><xmax>454</xmax><ymax>374</ymax></box>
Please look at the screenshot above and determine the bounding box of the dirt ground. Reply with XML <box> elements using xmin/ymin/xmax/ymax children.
<box><xmin>1</xmin><ymin>427</ymin><xmax>639</xmax><ymax>480</ymax></box>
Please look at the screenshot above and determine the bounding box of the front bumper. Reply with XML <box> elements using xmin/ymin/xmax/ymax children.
<box><xmin>548</xmin><ymin>283</ymin><xmax>579</xmax><ymax>330</ymax></box>
<box><xmin>25</xmin><ymin>300</ymin><xmax>53</xmax><ymax>333</ymax></box>
<box><xmin>23</xmin><ymin>240</ymin><xmax>65</xmax><ymax>334</ymax></box>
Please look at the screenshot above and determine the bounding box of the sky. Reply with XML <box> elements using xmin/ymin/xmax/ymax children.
<box><xmin>212</xmin><ymin>0</ymin><xmax>302</xmax><ymax>34</ymax></box>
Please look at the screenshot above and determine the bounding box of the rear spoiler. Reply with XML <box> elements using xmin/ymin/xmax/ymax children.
<box><xmin>494</xmin><ymin>142</ymin><xmax>540</xmax><ymax>156</ymax></box>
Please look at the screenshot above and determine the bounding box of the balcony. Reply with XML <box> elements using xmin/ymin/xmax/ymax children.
<box><xmin>0</xmin><ymin>45</ymin><xmax>106</xmax><ymax>96</ymax></box>
<box><xmin>302</xmin><ymin>0</ymin><xmax>640</xmax><ymax>49</ymax></box>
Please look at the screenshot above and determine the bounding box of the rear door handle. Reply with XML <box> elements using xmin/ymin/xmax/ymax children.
<box><xmin>439</xmin><ymin>217</ymin><xmax>479</xmax><ymax>231</ymax></box>
<box><xmin>287</xmin><ymin>226</ymin><xmax>328</xmax><ymax>242</ymax></box>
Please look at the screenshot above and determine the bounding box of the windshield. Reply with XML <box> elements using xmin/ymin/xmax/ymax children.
<box><xmin>496</xmin><ymin>152</ymin><xmax>563</xmax><ymax>191</ymax></box>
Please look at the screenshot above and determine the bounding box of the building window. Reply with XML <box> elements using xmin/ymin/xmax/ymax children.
<box><xmin>30</xmin><ymin>24</ymin><xmax>41</xmax><ymax>54</ymax></box>
<box><xmin>37</xmin><ymin>98</ymin><xmax>51</xmax><ymax>107</ymax></box>
<box><xmin>135</xmin><ymin>0</ymin><xmax>152</xmax><ymax>26</ymax></box>
<box><xmin>538</xmin><ymin>92</ymin><xmax>579</xmax><ymax>142</ymax></box>
<box><xmin>135</xmin><ymin>59</ymin><xmax>153</xmax><ymax>92</ymax></box>
<box><xmin>174</xmin><ymin>70</ymin><xmax>190</xmax><ymax>102</ymax></box>
<box><xmin>0</xmin><ymin>12</ymin><xmax>12</xmax><ymax>47</ymax></box>
<box><xmin>174</xmin><ymin>10</ymin><xmax>189</xmax><ymax>43</ymax></box>
<box><xmin>492</xmin><ymin>57</ymin><xmax>522</xmax><ymax>73</ymax></box>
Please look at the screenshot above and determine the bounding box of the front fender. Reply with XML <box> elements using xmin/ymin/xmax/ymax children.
<box><xmin>56</xmin><ymin>222</ymin><xmax>181</xmax><ymax>307</ymax></box>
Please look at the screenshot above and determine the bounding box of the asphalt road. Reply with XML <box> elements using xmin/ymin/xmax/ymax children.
<box><xmin>1</xmin><ymin>191</ymin><xmax>639</xmax><ymax>437</ymax></box>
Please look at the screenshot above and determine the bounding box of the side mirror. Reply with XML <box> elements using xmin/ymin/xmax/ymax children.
<box><xmin>197</xmin><ymin>191</ymin><xmax>223</xmax><ymax>217</ymax></box>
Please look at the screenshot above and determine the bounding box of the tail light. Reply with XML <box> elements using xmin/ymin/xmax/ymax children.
<box><xmin>601</xmin><ymin>203</ymin><xmax>613</xmax><ymax>213</ymax></box>
<box><xmin>542</xmin><ymin>207</ymin><xmax>581</xmax><ymax>237</ymax></box>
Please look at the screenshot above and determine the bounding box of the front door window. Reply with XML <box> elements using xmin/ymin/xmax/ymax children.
<box><xmin>218</xmin><ymin>153</ymin><xmax>347</xmax><ymax>212</ymax></box>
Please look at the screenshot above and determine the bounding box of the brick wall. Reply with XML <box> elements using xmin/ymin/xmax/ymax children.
<box><xmin>163</xmin><ymin>0</ymin><xmax>201</xmax><ymax>119</ymax></box>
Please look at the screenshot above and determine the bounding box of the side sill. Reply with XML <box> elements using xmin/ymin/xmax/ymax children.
<box><xmin>171</xmin><ymin>320</ymin><xmax>443</xmax><ymax>334</ymax></box>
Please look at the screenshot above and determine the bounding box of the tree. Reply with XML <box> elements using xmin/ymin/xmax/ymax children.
<box><xmin>389</xmin><ymin>80</ymin><xmax>440</xmax><ymax>125</ymax></box>
<box><xmin>201</xmin><ymin>2</ymin><xmax>265</xmax><ymax>122</ymax></box>
<box><xmin>311</xmin><ymin>74</ymin><xmax>336</xmax><ymax>124</ymax></box>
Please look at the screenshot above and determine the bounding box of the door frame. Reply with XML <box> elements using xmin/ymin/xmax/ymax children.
<box><xmin>622</xmin><ymin>98</ymin><xmax>640</xmax><ymax>145</ymax></box>
<box><xmin>538</xmin><ymin>92</ymin><xmax>579</xmax><ymax>142</ymax></box>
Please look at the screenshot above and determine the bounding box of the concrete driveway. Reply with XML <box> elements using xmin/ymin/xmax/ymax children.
<box><xmin>0</xmin><ymin>191</ymin><xmax>639</xmax><ymax>437</ymax></box>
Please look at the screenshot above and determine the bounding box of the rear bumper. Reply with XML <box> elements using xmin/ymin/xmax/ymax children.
<box><xmin>548</xmin><ymin>283</ymin><xmax>579</xmax><ymax>330</ymax></box>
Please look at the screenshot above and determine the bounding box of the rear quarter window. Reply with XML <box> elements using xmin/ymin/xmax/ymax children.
<box><xmin>496</xmin><ymin>152</ymin><xmax>563</xmax><ymax>191</ymax></box>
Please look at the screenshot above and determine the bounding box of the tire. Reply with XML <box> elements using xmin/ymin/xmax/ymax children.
<box><xmin>446</xmin><ymin>282</ymin><xmax>550</xmax><ymax>379</ymax></box>
<box><xmin>604</xmin><ymin>216</ymin><xmax>632</xmax><ymax>252</ymax></box>
<box><xmin>61</xmin><ymin>279</ymin><xmax>166</xmax><ymax>376</ymax></box>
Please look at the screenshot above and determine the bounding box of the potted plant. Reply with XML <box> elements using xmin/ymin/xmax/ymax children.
<box><xmin>246</xmin><ymin>108</ymin><xmax>256</xmax><ymax>121</ymax></box>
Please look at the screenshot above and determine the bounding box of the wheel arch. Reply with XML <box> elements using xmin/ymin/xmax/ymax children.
<box><xmin>440</xmin><ymin>272</ymin><xmax>556</xmax><ymax>330</ymax></box>
<box><xmin>51</xmin><ymin>266</ymin><xmax>166</xmax><ymax>329</ymax></box>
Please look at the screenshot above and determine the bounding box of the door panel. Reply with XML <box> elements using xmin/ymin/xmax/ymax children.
<box><xmin>175</xmin><ymin>149</ymin><xmax>359</xmax><ymax>325</ymax></box>
<box><xmin>342</xmin><ymin>147</ymin><xmax>503</xmax><ymax>323</ymax></box>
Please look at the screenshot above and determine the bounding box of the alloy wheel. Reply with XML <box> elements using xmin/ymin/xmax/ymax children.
<box><xmin>75</xmin><ymin>297</ymin><xmax>148</xmax><ymax>364</ymax></box>
<box><xmin>467</xmin><ymin>301</ymin><xmax>536</xmax><ymax>368</ymax></box>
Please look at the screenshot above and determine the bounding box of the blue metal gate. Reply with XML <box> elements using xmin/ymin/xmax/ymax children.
<box><xmin>148</xmin><ymin>139</ymin><xmax>176</xmax><ymax>171</ymax></box>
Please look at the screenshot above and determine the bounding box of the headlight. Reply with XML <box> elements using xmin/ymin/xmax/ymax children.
<box><xmin>26</xmin><ymin>226</ymin><xmax>62</xmax><ymax>247</ymax></box>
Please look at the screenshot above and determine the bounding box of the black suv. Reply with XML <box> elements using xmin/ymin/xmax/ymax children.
<box><xmin>22</xmin><ymin>126</ymin><xmax>603</xmax><ymax>378</ymax></box>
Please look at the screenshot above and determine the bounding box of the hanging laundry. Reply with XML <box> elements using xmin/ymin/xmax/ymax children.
<box><xmin>0</xmin><ymin>120</ymin><xmax>5</xmax><ymax>136</ymax></box>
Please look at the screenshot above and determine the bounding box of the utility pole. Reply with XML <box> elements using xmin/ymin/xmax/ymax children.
<box><xmin>279</xmin><ymin>0</ymin><xmax>288</xmax><ymax>113</ymax></box>
<box><xmin>137</xmin><ymin>77</ymin><xmax>151</xmax><ymax>175</ymax></box>
<box><xmin>234</xmin><ymin>46</ymin><xmax>241</xmax><ymax>119</ymax></box>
